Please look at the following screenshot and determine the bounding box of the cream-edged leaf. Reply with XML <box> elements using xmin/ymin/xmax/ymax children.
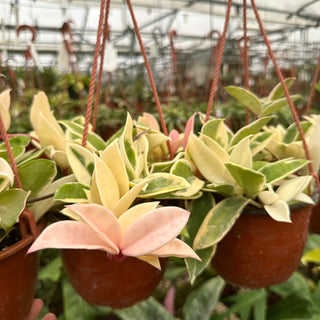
<box><xmin>0</xmin><ymin>157</ymin><xmax>14</xmax><ymax>192</ymax></box>
<box><xmin>137</xmin><ymin>173</ymin><xmax>190</xmax><ymax>198</ymax></box>
<box><xmin>193</xmin><ymin>197</ymin><xmax>248</xmax><ymax>250</ymax></box>
<box><xmin>186</xmin><ymin>133</ymin><xmax>226</xmax><ymax>183</ymax></box>
<box><xmin>31</xmin><ymin>92</ymin><xmax>65</xmax><ymax>136</ymax></box>
<box><xmin>276</xmin><ymin>175</ymin><xmax>313</xmax><ymax>203</ymax></box>
<box><xmin>0</xmin><ymin>89</ymin><xmax>11</xmax><ymax>110</ymax></box>
<box><xmin>112</xmin><ymin>180</ymin><xmax>150</xmax><ymax>217</ymax></box>
<box><xmin>264</xmin><ymin>200</ymin><xmax>291</xmax><ymax>222</ymax></box>
<box><xmin>100</xmin><ymin>139</ymin><xmax>129</xmax><ymax>197</ymax></box>
<box><xmin>93</xmin><ymin>155</ymin><xmax>120</xmax><ymax>209</ymax></box>
<box><xmin>0</xmin><ymin>100</ymin><xmax>10</xmax><ymax>131</ymax></box>
<box><xmin>151</xmin><ymin>238</ymin><xmax>201</xmax><ymax>260</ymax></box>
<box><xmin>66</xmin><ymin>143</ymin><xmax>94</xmax><ymax>185</ymax></box>
<box><xmin>229</xmin><ymin>136</ymin><xmax>252</xmax><ymax>169</ymax></box>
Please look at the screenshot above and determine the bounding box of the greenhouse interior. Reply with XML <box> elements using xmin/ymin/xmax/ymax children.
<box><xmin>2</xmin><ymin>1</ymin><xmax>320</xmax><ymax>319</ymax></box>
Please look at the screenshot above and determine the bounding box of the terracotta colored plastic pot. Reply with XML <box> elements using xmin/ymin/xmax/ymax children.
<box><xmin>0</xmin><ymin>234</ymin><xmax>38</xmax><ymax>320</ymax></box>
<box><xmin>61</xmin><ymin>249</ymin><xmax>167</xmax><ymax>308</ymax></box>
<box><xmin>212</xmin><ymin>203</ymin><xmax>312</xmax><ymax>289</ymax></box>
<box><xmin>0</xmin><ymin>209</ymin><xmax>39</xmax><ymax>320</ymax></box>
<box><xmin>309</xmin><ymin>200</ymin><xmax>320</xmax><ymax>234</ymax></box>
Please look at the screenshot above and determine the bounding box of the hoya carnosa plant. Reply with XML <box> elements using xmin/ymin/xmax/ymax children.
<box><xmin>224</xmin><ymin>78</ymin><xmax>301</xmax><ymax>119</ymax></box>
<box><xmin>262</xmin><ymin>114</ymin><xmax>320</xmax><ymax>176</ymax></box>
<box><xmin>185</xmin><ymin>115</ymin><xmax>314</xmax><ymax>251</ymax></box>
<box><xmin>54</xmin><ymin>112</ymin><xmax>203</xmax><ymax>210</ymax></box>
<box><xmin>30</xmin><ymin>92</ymin><xmax>106</xmax><ymax>170</ymax></box>
<box><xmin>28</xmin><ymin>202</ymin><xmax>200</xmax><ymax>269</ymax></box>
<box><xmin>135</xmin><ymin>112</ymin><xmax>196</xmax><ymax>161</ymax></box>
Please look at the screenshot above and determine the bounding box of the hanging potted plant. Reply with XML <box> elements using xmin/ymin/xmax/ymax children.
<box><xmin>0</xmin><ymin>90</ymin><xmax>71</xmax><ymax>320</ymax></box>
<box><xmin>27</xmin><ymin>94</ymin><xmax>201</xmax><ymax>308</ymax></box>
<box><xmin>185</xmin><ymin>82</ymin><xmax>320</xmax><ymax>289</ymax></box>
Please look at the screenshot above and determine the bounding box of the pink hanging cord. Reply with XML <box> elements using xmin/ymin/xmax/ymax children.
<box><xmin>305</xmin><ymin>52</ymin><xmax>320</xmax><ymax>115</ymax></box>
<box><xmin>82</xmin><ymin>0</ymin><xmax>108</xmax><ymax>147</ymax></box>
<box><xmin>126</xmin><ymin>0</ymin><xmax>173</xmax><ymax>158</ymax></box>
<box><xmin>206</xmin><ymin>0</ymin><xmax>233</xmax><ymax>122</ymax></box>
<box><xmin>251</xmin><ymin>0</ymin><xmax>320</xmax><ymax>192</ymax></box>
<box><xmin>92</xmin><ymin>4</ymin><xmax>111</xmax><ymax>132</ymax></box>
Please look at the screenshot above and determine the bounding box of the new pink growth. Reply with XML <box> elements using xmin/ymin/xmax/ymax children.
<box><xmin>28</xmin><ymin>203</ymin><xmax>200</xmax><ymax>263</ymax></box>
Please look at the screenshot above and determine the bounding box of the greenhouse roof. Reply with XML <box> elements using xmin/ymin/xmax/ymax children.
<box><xmin>1</xmin><ymin>0</ymin><xmax>320</xmax><ymax>71</ymax></box>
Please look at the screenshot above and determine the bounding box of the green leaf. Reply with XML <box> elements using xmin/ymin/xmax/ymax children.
<box><xmin>225</xmin><ymin>289</ymin><xmax>267</xmax><ymax>320</ymax></box>
<box><xmin>201</xmin><ymin>118</ymin><xmax>229</xmax><ymax>148</ymax></box>
<box><xmin>0</xmin><ymin>146</ymin><xmax>25</xmax><ymax>162</ymax></box>
<box><xmin>62</xmin><ymin>278</ymin><xmax>98</xmax><ymax>320</ymax></box>
<box><xmin>225</xmin><ymin>86</ymin><xmax>263</xmax><ymax>115</ymax></box>
<box><xmin>187</xmin><ymin>192</ymin><xmax>215</xmax><ymax>241</ymax></box>
<box><xmin>250</xmin><ymin>132</ymin><xmax>274</xmax><ymax>156</ymax></box>
<box><xmin>268</xmin><ymin>78</ymin><xmax>295</xmax><ymax>100</ymax></box>
<box><xmin>115</xmin><ymin>297</ymin><xmax>175</xmax><ymax>320</ymax></box>
<box><xmin>183</xmin><ymin>277</ymin><xmax>225</xmax><ymax>320</ymax></box>
<box><xmin>185</xmin><ymin>246</ymin><xmax>216</xmax><ymax>284</ymax></box>
<box><xmin>269</xmin><ymin>272</ymin><xmax>310</xmax><ymax>297</ymax></box>
<box><xmin>0</xmin><ymin>136</ymin><xmax>29</xmax><ymax>150</ymax></box>
<box><xmin>18</xmin><ymin>159</ymin><xmax>57</xmax><ymax>197</ymax></box>
<box><xmin>60</xmin><ymin>120</ymin><xmax>107</xmax><ymax>151</ymax></box>
<box><xmin>0</xmin><ymin>189</ymin><xmax>28</xmax><ymax>231</ymax></box>
<box><xmin>225</xmin><ymin>162</ymin><xmax>266</xmax><ymax>198</ymax></box>
<box><xmin>16</xmin><ymin>147</ymin><xmax>48</xmax><ymax>166</ymax></box>
<box><xmin>261</xmin><ymin>95</ymin><xmax>301</xmax><ymax>116</ymax></box>
<box><xmin>283</xmin><ymin>121</ymin><xmax>313</xmax><ymax>144</ymax></box>
<box><xmin>170</xmin><ymin>159</ymin><xmax>204</xmax><ymax>198</ymax></box>
<box><xmin>38</xmin><ymin>256</ymin><xmax>63</xmax><ymax>282</ymax></box>
<box><xmin>231</xmin><ymin>116</ymin><xmax>273</xmax><ymax>146</ymax></box>
<box><xmin>204</xmin><ymin>182</ymin><xmax>241</xmax><ymax>197</ymax></box>
<box><xmin>259</xmin><ymin>158</ymin><xmax>309</xmax><ymax>184</ymax></box>
<box><xmin>266</xmin><ymin>292</ymin><xmax>320</xmax><ymax>320</ymax></box>
<box><xmin>54</xmin><ymin>182</ymin><xmax>89</xmax><ymax>202</ymax></box>
<box><xmin>193</xmin><ymin>197</ymin><xmax>248</xmax><ymax>250</ymax></box>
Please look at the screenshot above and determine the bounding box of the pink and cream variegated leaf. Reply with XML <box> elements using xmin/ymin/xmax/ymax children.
<box><xmin>183</xmin><ymin>113</ymin><xmax>196</xmax><ymax>150</ymax></box>
<box><xmin>28</xmin><ymin>221</ymin><xmax>120</xmax><ymax>254</ymax></box>
<box><xmin>169</xmin><ymin>129</ymin><xmax>183</xmax><ymax>155</ymax></box>
<box><xmin>65</xmin><ymin>203</ymin><xmax>122</xmax><ymax>248</ymax></box>
<box><xmin>120</xmin><ymin>206</ymin><xmax>190</xmax><ymax>257</ymax></box>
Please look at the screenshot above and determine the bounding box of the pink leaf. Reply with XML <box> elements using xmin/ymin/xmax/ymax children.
<box><xmin>169</xmin><ymin>130</ymin><xmax>183</xmax><ymax>155</ymax></box>
<box><xmin>138</xmin><ymin>112</ymin><xmax>160</xmax><ymax>131</ymax></box>
<box><xmin>66</xmin><ymin>203</ymin><xmax>122</xmax><ymax>248</ymax></box>
<box><xmin>120</xmin><ymin>207</ymin><xmax>190</xmax><ymax>257</ymax></box>
<box><xmin>151</xmin><ymin>238</ymin><xmax>201</xmax><ymax>260</ymax></box>
<box><xmin>183</xmin><ymin>113</ymin><xmax>196</xmax><ymax>150</ymax></box>
<box><xmin>164</xmin><ymin>286</ymin><xmax>176</xmax><ymax>314</ymax></box>
<box><xmin>28</xmin><ymin>221</ymin><xmax>119</xmax><ymax>254</ymax></box>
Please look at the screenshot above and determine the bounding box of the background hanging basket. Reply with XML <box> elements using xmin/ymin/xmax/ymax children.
<box><xmin>212</xmin><ymin>203</ymin><xmax>312</xmax><ymax>289</ymax></box>
<box><xmin>61</xmin><ymin>249</ymin><xmax>167</xmax><ymax>309</ymax></box>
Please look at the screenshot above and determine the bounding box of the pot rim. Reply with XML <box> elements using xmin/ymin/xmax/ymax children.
<box><xmin>0</xmin><ymin>233</ymin><xmax>34</xmax><ymax>261</ymax></box>
<box><xmin>244</xmin><ymin>200</ymin><xmax>313</xmax><ymax>216</ymax></box>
